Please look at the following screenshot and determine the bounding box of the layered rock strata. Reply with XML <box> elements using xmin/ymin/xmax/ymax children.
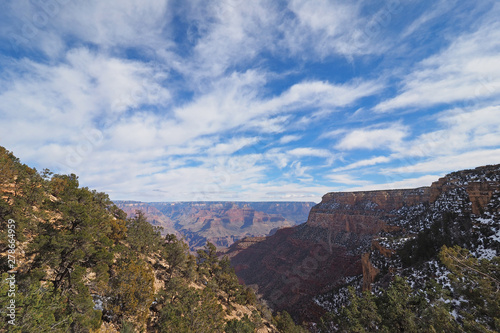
<box><xmin>227</xmin><ymin>164</ymin><xmax>500</xmax><ymax>322</ymax></box>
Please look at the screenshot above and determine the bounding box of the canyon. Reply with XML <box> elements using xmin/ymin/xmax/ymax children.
<box><xmin>115</xmin><ymin>201</ymin><xmax>316</xmax><ymax>250</ymax></box>
<box><xmin>224</xmin><ymin>164</ymin><xmax>500</xmax><ymax>322</ymax></box>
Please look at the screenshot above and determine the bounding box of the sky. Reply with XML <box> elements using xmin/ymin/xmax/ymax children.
<box><xmin>0</xmin><ymin>0</ymin><xmax>499</xmax><ymax>203</ymax></box>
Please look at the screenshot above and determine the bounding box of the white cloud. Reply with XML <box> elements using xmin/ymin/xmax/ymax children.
<box><xmin>184</xmin><ymin>0</ymin><xmax>280</xmax><ymax>80</ymax></box>
<box><xmin>245</xmin><ymin>116</ymin><xmax>291</xmax><ymax>134</ymax></box>
<box><xmin>0</xmin><ymin>49</ymin><xmax>170</xmax><ymax>166</ymax></box>
<box><xmin>263</xmin><ymin>149</ymin><xmax>289</xmax><ymax>169</ymax></box>
<box><xmin>285</xmin><ymin>161</ymin><xmax>310</xmax><ymax>179</ymax></box>
<box><xmin>161</xmin><ymin>74</ymin><xmax>380</xmax><ymax>146</ymax></box>
<box><xmin>383</xmin><ymin>149</ymin><xmax>500</xmax><ymax>175</ymax></box>
<box><xmin>279</xmin><ymin>135</ymin><xmax>302</xmax><ymax>144</ymax></box>
<box><xmin>1</xmin><ymin>1</ymin><xmax>499</xmax><ymax>203</ymax></box>
<box><xmin>3</xmin><ymin>0</ymin><xmax>171</xmax><ymax>57</ymax></box>
<box><xmin>262</xmin><ymin>79</ymin><xmax>384</xmax><ymax>113</ymax></box>
<box><xmin>333</xmin><ymin>156</ymin><xmax>392</xmax><ymax>171</ymax></box>
<box><xmin>284</xmin><ymin>0</ymin><xmax>393</xmax><ymax>57</ymax></box>
<box><xmin>400</xmin><ymin>0</ymin><xmax>457</xmax><ymax>38</ymax></box>
<box><xmin>393</xmin><ymin>106</ymin><xmax>500</xmax><ymax>159</ymax></box>
<box><xmin>347</xmin><ymin>174</ymin><xmax>441</xmax><ymax>191</ymax></box>
<box><xmin>326</xmin><ymin>174</ymin><xmax>372</xmax><ymax>186</ymax></box>
<box><xmin>375</xmin><ymin>6</ymin><xmax>500</xmax><ymax>112</ymax></box>
<box><xmin>242</xmin><ymin>181</ymin><xmax>335</xmax><ymax>202</ymax></box>
<box><xmin>287</xmin><ymin>147</ymin><xmax>331</xmax><ymax>158</ymax></box>
<box><xmin>207</xmin><ymin>137</ymin><xmax>259</xmax><ymax>155</ymax></box>
<box><xmin>336</xmin><ymin>123</ymin><xmax>409</xmax><ymax>150</ymax></box>
<box><xmin>178</xmin><ymin>0</ymin><xmax>393</xmax><ymax>83</ymax></box>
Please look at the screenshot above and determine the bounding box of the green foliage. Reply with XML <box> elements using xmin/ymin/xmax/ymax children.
<box><xmin>0</xmin><ymin>147</ymin><xmax>274</xmax><ymax>332</ymax></box>
<box><xmin>196</xmin><ymin>241</ymin><xmax>220</xmax><ymax>279</ymax></box>
<box><xmin>162</xmin><ymin>233</ymin><xmax>189</xmax><ymax>279</ymax></box>
<box><xmin>66</xmin><ymin>265</ymin><xmax>103</xmax><ymax>331</ymax></box>
<box><xmin>320</xmin><ymin>276</ymin><xmax>462</xmax><ymax>333</ymax></box>
<box><xmin>108</xmin><ymin>205</ymin><xmax>128</xmax><ymax>243</ymax></box>
<box><xmin>399</xmin><ymin>212</ymin><xmax>472</xmax><ymax>267</ymax></box>
<box><xmin>107</xmin><ymin>256</ymin><xmax>155</xmax><ymax>325</ymax></box>
<box><xmin>0</xmin><ymin>146</ymin><xmax>47</xmax><ymax>244</ymax></box>
<box><xmin>376</xmin><ymin>276</ymin><xmax>418</xmax><ymax>332</ymax></box>
<box><xmin>215</xmin><ymin>256</ymin><xmax>244</xmax><ymax>304</ymax></box>
<box><xmin>225</xmin><ymin>314</ymin><xmax>256</xmax><ymax>333</ymax></box>
<box><xmin>332</xmin><ymin>287</ymin><xmax>381</xmax><ymax>333</ymax></box>
<box><xmin>120</xmin><ymin>320</ymin><xmax>136</xmax><ymax>333</ymax></box>
<box><xmin>0</xmin><ymin>273</ymin><xmax>72</xmax><ymax>332</ymax></box>
<box><xmin>274</xmin><ymin>311</ymin><xmax>308</xmax><ymax>333</ymax></box>
<box><xmin>153</xmin><ymin>240</ymin><xmax>265</xmax><ymax>331</ymax></box>
<box><xmin>21</xmin><ymin>174</ymin><xmax>122</xmax><ymax>331</ymax></box>
<box><xmin>156</xmin><ymin>277</ymin><xmax>225</xmax><ymax>332</ymax></box>
<box><xmin>440</xmin><ymin>245</ymin><xmax>500</xmax><ymax>332</ymax></box>
<box><xmin>195</xmin><ymin>242</ymin><xmax>255</xmax><ymax>306</ymax></box>
<box><xmin>126</xmin><ymin>210</ymin><xmax>163</xmax><ymax>254</ymax></box>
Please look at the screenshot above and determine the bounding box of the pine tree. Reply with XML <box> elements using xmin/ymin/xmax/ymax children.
<box><xmin>107</xmin><ymin>256</ymin><xmax>155</xmax><ymax>327</ymax></box>
<box><xmin>162</xmin><ymin>233</ymin><xmax>189</xmax><ymax>279</ymax></box>
<box><xmin>440</xmin><ymin>245</ymin><xmax>500</xmax><ymax>332</ymax></box>
<box><xmin>126</xmin><ymin>210</ymin><xmax>162</xmax><ymax>254</ymax></box>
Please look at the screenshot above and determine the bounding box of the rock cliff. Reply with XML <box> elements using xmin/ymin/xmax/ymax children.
<box><xmin>226</xmin><ymin>164</ymin><xmax>500</xmax><ymax>322</ymax></box>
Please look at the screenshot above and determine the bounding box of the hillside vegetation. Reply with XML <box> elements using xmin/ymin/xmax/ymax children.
<box><xmin>3</xmin><ymin>145</ymin><xmax>498</xmax><ymax>333</ymax></box>
<box><xmin>312</xmin><ymin>166</ymin><xmax>500</xmax><ymax>332</ymax></box>
<box><xmin>226</xmin><ymin>164</ymin><xmax>500</xmax><ymax>331</ymax></box>
<box><xmin>0</xmin><ymin>146</ymin><xmax>304</xmax><ymax>332</ymax></box>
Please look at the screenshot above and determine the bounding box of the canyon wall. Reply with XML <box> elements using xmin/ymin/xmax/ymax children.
<box><xmin>227</xmin><ymin>164</ymin><xmax>500</xmax><ymax>322</ymax></box>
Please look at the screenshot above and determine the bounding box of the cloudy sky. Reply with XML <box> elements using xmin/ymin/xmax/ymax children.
<box><xmin>1</xmin><ymin>0</ymin><xmax>499</xmax><ymax>202</ymax></box>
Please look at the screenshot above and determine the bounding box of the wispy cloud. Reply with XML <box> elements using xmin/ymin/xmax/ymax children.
<box><xmin>287</xmin><ymin>147</ymin><xmax>332</xmax><ymax>158</ymax></box>
<box><xmin>279</xmin><ymin>135</ymin><xmax>302</xmax><ymax>144</ymax></box>
<box><xmin>383</xmin><ymin>149</ymin><xmax>500</xmax><ymax>175</ymax></box>
<box><xmin>326</xmin><ymin>173</ymin><xmax>372</xmax><ymax>186</ymax></box>
<box><xmin>2</xmin><ymin>0</ymin><xmax>172</xmax><ymax>59</ymax></box>
<box><xmin>392</xmin><ymin>106</ymin><xmax>500</xmax><ymax>159</ymax></box>
<box><xmin>375</xmin><ymin>4</ymin><xmax>500</xmax><ymax>112</ymax></box>
<box><xmin>335</xmin><ymin>123</ymin><xmax>409</xmax><ymax>151</ymax></box>
<box><xmin>0</xmin><ymin>1</ymin><xmax>499</xmax><ymax>202</ymax></box>
<box><xmin>347</xmin><ymin>174</ymin><xmax>441</xmax><ymax>192</ymax></box>
<box><xmin>207</xmin><ymin>137</ymin><xmax>259</xmax><ymax>155</ymax></box>
<box><xmin>333</xmin><ymin>156</ymin><xmax>392</xmax><ymax>172</ymax></box>
<box><xmin>400</xmin><ymin>0</ymin><xmax>457</xmax><ymax>39</ymax></box>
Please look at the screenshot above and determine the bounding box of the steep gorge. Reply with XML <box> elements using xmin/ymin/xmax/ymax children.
<box><xmin>226</xmin><ymin>164</ymin><xmax>500</xmax><ymax>322</ymax></box>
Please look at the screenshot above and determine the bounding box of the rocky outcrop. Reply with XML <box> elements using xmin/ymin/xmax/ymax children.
<box><xmin>467</xmin><ymin>181</ymin><xmax>500</xmax><ymax>215</ymax></box>
<box><xmin>307</xmin><ymin>188</ymin><xmax>430</xmax><ymax>232</ymax></box>
<box><xmin>227</xmin><ymin>188</ymin><xmax>431</xmax><ymax>322</ymax></box>
<box><xmin>227</xmin><ymin>164</ymin><xmax>500</xmax><ymax>322</ymax></box>
<box><xmin>429</xmin><ymin>165</ymin><xmax>500</xmax><ymax>215</ymax></box>
<box><xmin>361</xmin><ymin>252</ymin><xmax>379</xmax><ymax>291</ymax></box>
<box><xmin>227</xmin><ymin>225</ymin><xmax>364</xmax><ymax>321</ymax></box>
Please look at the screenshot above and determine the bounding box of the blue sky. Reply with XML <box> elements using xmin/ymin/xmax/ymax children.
<box><xmin>1</xmin><ymin>0</ymin><xmax>499</xmax><ymax>202</ymax></box>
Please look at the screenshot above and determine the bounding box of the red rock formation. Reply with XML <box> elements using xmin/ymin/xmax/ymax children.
<box><xmin>467</xmin><ymin>182</ymin><xmax>500</xmax><ymax>215</ymax></box>
<box><xmin>114</xmin><ymin>201</ymin><xmax>315</xmax><ymax>250</ymax></box>
<box><xmin>371</xmin><ymin>240</ymin><xmax>395</xmax><ymax>258</ymax></box>
<box><xmin>429</xmin><ymin>165</ymin><xmax>500</xmax><ymax>214</ymax></box>
<box><xmin>361</xmin><ymin>252</ymin><xmax>379</xmax><ymax>291</ymax></box>
<box><xmin>227</xmin><ymin>226</ymin><xmax>364</xmax><ymax>321</ymax></box>
<box><xmin>307</xmin><ymin>188</ymin><xmax>430</xmax><ymax>232</ymax></box>
<box><xmin>228</xmin><ymin>165</ymin><xmax>500</xmax><ymax>322</ymax></box>
<box><xmin>228</xmin><ymin>188</ymin><xmax>432</xmax><ymax>321</ymax></box>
